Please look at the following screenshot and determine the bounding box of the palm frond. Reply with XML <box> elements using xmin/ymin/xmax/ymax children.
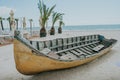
<box><xmin>0</xmin><ymin>17</ymin><xmax>5</xmax><ymax>21</ymax></box>
<box><xmin>38</xmin><ymin>0</ymin><xmax>43</xmax><ymax>16</ymax></box>
<box><xmin>52</xmin><ymin>12</ymin><xmax>64</xmax><ymax>26</ymax></box>
<box><xmin>15</xmin><ymin>18</ymin><xmax>19</xmax><ymax>21</ymax></box>
<box><xmin>0</xmin><ymin>17</ymin><xmax>2</xmax><ymax>21</ymax></box>
<box><xmin>47</xmin><ymin>5</ymin><xmax>56</xmax><ymax>17</ymax></box>
<box><xmin>7</xmin><ymin>17</ymin><xmax>10</xmax><ymax>21</ymax></box>
<box><xmin>38</xmin><ymin>0</ymin><xmax>56</xmax><ymax>28</ymax></box>
<box><xmin>59</xmin><ymin>20</ymin><xmax>65</xmax><ymax>27</ymax></box>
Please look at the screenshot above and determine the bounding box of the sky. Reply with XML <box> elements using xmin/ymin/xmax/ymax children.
<box><xmin>0</xmin><ymin>0</ymin><xmax>120</xmax><ymax>27</ymax></box>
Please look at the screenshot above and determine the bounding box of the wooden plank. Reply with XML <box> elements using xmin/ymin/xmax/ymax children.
<box><xmin>36</xmin><ymin>42</ymin><xmax>40</xmax><ymax>50</ymax></box>
<box><xmin>92</xmin><ymin>44</ymin><xmax>104</xmax><ymax>52</ymax></box>
<box><xmin>60</xmin><ymin>51</ymin><xmax>78</xmax><ymax>60</ymax></box>
<box><xmin>67</xmin><ymin>37</ymin><xmax>73</xmax><ymax>48</ymax></box>
<box><xmin>78</xmin><ymin>48</ymin><xmax>91</xmax><ymax>55</ymax></box>
<box><xmin>81</xmin><ymin>47</ymin><xmax>93</xmax><ymax>54</ymax></box>
<box><xmin>73</xmin><ymin>37</ymin><xmax>77</xmax><ymax>47</ymax></box>
<box><xmin>89</xmin><ymin>44</ymin><xmax>95</xmax><ymax>48</ymax></box>
<box><xmin>40</xmin><ymin>48</ymin><xmax>51</xmax><ymax>55</ymax></box>
<box><xmin>51</xmin><ymin>39</ymin><xmax>57</xmax><ymax>47</ymax></box>
<box><xmin>38</xmin><ymin>41</ymin><xmax>44</xmax><ymax>50</ymax></box>
<box><xmin>44</xmin><ymin>40</ymin><xmax>51</xmax><ymax>48</ymax></box>
<box><xmin>77</xmin><ymin>36</ymin><xmax>81</xmax><ymax>42</ymax></box>
<box><xmin>47</xmin><ymin>51</ymin><xmax>60</xmax><ymax>59</ymax></box>
<box><xmin>32</xmin><ymin>41</ymin><xmax>37</xmax><ymax>49</ymax></box>
<box><xmin>70</xmin><ymin>50</ymin><xmax>81</xmax><ymax>56</ymax></box>
<box><xmin>74</xmin><ymin>48</ymin><xmax>87</xmax><ymax>55</ymax></box>
<box><xmin>84</xmin><ymin>46</ymin><xmax>96</xmax><ymax>54</ymax></box>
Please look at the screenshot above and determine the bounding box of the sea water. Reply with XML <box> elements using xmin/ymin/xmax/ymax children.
<box><xmin>63</xmin><ymin>24</ymin><xmax>120</xmax><ymax>30</ymax></box>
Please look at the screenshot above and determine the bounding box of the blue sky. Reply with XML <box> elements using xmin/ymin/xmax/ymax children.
<box><xmin>0</xmin><ymin>0</ymin><xmax>120</xmax><ymax>27</ymax></box>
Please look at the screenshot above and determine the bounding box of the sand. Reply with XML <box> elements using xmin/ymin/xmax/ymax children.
<box><xmin>0</xmin><ymin>30</ymin><xmax>120</xmax><ymax>80</ymax></box>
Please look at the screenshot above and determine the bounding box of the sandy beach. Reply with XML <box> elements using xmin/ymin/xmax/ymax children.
<box><xmin>0</xmin><ymin>30</ymin><xmax>120</xmax><ymax>80</ymax></box>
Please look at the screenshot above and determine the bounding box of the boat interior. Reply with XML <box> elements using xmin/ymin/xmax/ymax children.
<box><xmin>14</xmin><ymin>30</ymin><xmax>117</xmax><ymax>62</ymax></box>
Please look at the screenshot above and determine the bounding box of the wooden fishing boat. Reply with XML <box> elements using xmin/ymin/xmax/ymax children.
<box><xmin>14</xmin><ymin>30</ymin><xmax>117</xmax><ymax>75</ymax></box>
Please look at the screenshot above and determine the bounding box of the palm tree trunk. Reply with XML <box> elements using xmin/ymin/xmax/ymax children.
<box><xmin>58</xmin><ymin>26</ymin><xmax>62</xmax><ymax>34</ymax></box>
<box><xmin>30</xmin><ymin>21</ymin><xmax>32</xmax><ymax>36</ymax></box>
<box><xmin>9</xmin><ymin>20</ymin><xmax>12</xmax><ymax>31</ymax></box>
<box><xmin>50</xmin><ymin>26</ymin><xmax>55</xmax><ymax>35</ymax></box>
<box><xmin>0</xmin><ymin>21</ymin><xmax>4</xmax><ymax>30</ymax></box>
<box><xmin>40</xmin><ymin>27</ymin><xmax>47</xmax><ymax>37</ymax></box>
<box><xmin>7</xmin><ymin>17</ymin><xmax>12</xmax><ymax>31</ymax></box>
<box><xmin>16</xmin><ymin>21</ymin><xmax>18</xmax><ymax>30</ymax></box>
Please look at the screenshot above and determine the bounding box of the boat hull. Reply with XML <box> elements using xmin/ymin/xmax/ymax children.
<box><xmin>14</xmin><ymin>39</ymin><xmax>112</xmax><ymax>75</ymax></box>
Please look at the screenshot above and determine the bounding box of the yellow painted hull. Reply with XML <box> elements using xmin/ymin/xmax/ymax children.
<box><xmin>14</xmin><ymin>39</ymin><xmax>112</xmax><ymax>75</ymax></box>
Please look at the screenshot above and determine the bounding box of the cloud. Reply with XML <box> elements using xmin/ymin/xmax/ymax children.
<box><xmin>0</xmin><ymin>6</ymin><xmax>16</xmax><ymax>17</ymax></box>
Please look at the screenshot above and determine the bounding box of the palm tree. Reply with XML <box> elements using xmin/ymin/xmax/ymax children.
<box><xmin>0</xmin><ymin>17</ymin><xmax>5</xmax><ymax>30</ymax></box>
<box><xmin>29</xmin><ymin>19</ymin><xmax>33</xmax><ymax>35</ymax></box>
<box><xmin>15</xmin><ymin>18</ymin><xmax>19</xmax><ymax>30</ymax></box>
<box><xmin>38</xmin><ymin>0</ymin><xmax>56</xmax><ymax>37</ymax></box>
<box><xmin>58</xmin><ymin>19</ymin><xmax>65</xmax><ymax>34</ymax></box>
<box><xmin>50</xmin><ymin>12</ymin><xmax>63</xmax><ymax>35</ymax></box>
<box><xmin>7</xmin><ymin>17</ymin><xmax>12</xmax><ymax>31</ymax></box>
